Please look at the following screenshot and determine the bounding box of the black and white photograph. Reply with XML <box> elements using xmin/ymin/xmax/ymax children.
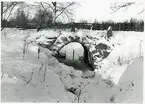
<box><xmin>1</xmin><ymin>0</ymin><xmax>144</xmax><ymax>103</ymax></box>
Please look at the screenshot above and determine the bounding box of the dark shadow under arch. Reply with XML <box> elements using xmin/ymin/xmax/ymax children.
<box><xmin>56</xmin><ymin>42</ymin><xmax>94</xmax><ymax>71</ymax></box>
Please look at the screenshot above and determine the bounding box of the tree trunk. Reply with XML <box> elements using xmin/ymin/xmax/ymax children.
<box><xmin>1</xmin><ymin>1</ymin><xmax>4</xmax><ymax>30</ymax></box>
<box><xmin>52</xmin><ymin>2</ymin><xmax>57</xmax><ymax>24</ymax></box>
<box><xmin>1</xmin><ymin>2</ymin><xmax>3</xmax><ymax>21</ymax></box>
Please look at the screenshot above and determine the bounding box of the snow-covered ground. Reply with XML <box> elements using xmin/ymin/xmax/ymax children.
<box><xmin>1</xmin><ymin>28</ymin><xmax>143</xmax><ymax>103</ymax></box>
<box><xmin>95</xmin><ymin>31</ymin><xmax>144</xmax><ymax>84</ymax></box>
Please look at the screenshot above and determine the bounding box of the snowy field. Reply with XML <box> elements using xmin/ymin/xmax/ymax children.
<box><xmin>1</xmin><ymin>28</ymin><xmax>144</xmax><ymax>103</ymax></box>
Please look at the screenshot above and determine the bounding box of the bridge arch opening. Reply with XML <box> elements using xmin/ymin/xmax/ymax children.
<box><xmin>57</xmin><ymin>42</ymin><xmax>93</xmax><ymax>71</ymax></box>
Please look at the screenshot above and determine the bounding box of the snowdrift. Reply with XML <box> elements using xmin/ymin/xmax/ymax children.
<box><xmin>95</xmin><ymin>33</ymin><xmax>144</xmax><ymax>84</ymax></box>
<box><xmin>1</xmin><ymin>28</ymin><xmax>143</xmax><ymax>103</ymax></box>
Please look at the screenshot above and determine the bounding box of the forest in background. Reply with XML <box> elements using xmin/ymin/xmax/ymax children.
<box><xmin>1</xmin><ymin>1</ymin><xmax>144</xmax><ymax>31</ymax></box>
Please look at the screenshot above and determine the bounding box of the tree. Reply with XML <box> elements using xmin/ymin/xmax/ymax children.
<box><xmin>34</xmin><ymin>9</ymin><xmax>53</xmax><ymax>27</ymax></box>
<box><xmin>15</xmin><ymin>8</ymin><xmax>29</xmax><ymax>29</ymax></box>
<box><xmin>34</xmin><ymin>2</ymin><xmax>77</xmax><ymax>23</ymax></box>
<box><xmin>1</xmin><ymin>1</ymin><xmax>23</xmax><ymax>30</ymax></box>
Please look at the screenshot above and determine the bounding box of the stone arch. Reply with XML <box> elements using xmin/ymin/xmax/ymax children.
<box><xmin>36</xmin><ymin>29</ymin><xmax>114</xmax><ymax>71</ymax></box>
<box><xmin>49</xmin><ymin>32</ymin><xmax>94</xmax><ymax>70</ymax></box>
<box><xmin>47</xmin><ymin>31</ymin><xmax>114</xmax><ymax>71</ymax></box>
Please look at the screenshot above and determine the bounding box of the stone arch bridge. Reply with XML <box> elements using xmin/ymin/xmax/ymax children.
<box><xmin>36</xmin><ymin>29</ymin><xmax>114</xmax><ymax>71</ymax></box>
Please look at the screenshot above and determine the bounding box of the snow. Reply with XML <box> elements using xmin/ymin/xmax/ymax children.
<box><xmin>1</xmin><ymin>28</ymin><xmax>83</xmax><ymax>102</ymax></box>
<box><xmin>1</xmin><ymin>28</ymin><xmax>143</xmax><ymax>103</ymax></box>
<box><xmin>95</xmin><ymin>32</ymin><xmax>144</xmax><ymax>85</ymax></box>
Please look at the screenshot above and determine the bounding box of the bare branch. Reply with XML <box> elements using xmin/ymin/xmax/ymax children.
<box><xmin>3</xmin><ymin>3</ymin><xmax>14</xmax><ymax>13</ymax></box>
<box><xmin>137</xmin><ymin>8</ymin><xmax>145</xmax><ymax>14</ymax></box>
<box><xmin>5</xmin><ymin>3</ymin><xmax>16</xmax><ymax>20</ymax></box>
<box><xmin>39</xmin><ymin>2</ymin><xmax>53</xmax><ymax>19</ymax></box>
<box><xmin>80</xmin><ymin>82</ymin><xmax>89</xmax><ymax>90</ymax></box>
<box><xmin>55</xmin><ymin>2</ymin><xmax>76</xmax><ymax>20</ymax></box>
<box><xmin>1</xmin><ymin>61</ymin><xmax>5</xmax><ymax>79</ymax></box>
<box><xmin>39</xmin><ymin>62</ymin><xmax>44</xmax><ymax>72</ymax></box>
<box><xmin>3</xmin><ymin>2</ymin><xmax>23</xmax><ymax>14</ymax></box>
<box><xmin>44</xmin><ymin>2</ymin><xmax>54</xmax><ymax>12</ymax></box>
<box><xmin>1</xmin><ymin>2</ymin><xmax>24</xmax><ymax>31</ymax></box>
<box><xmin>39</xmin><ymin>2</ymin><xmax>48</xmax><ymax>13</ymax></box>
<box><xmin>23</xmin><ymin>68</ymin><xmax>35</xmax><ymax>87</ymax></box>
<box><xmin>72</xmin><ymin>96</ymin><xmax>78</xmax><ymax>103</ymax></box>
<box><xmin>48</xmin><ymin>32</ymin><xmax>61</xmax><ymax>49</ymax></box>
<box><xmin>110</xmin><ymin>2</ymin><xmax>135</xmax><ymax>13</ymax></box>
<box><xmin>33</xmin><ymin>2</ymin><xmax>77</xmax><ymax>23</ymax></box>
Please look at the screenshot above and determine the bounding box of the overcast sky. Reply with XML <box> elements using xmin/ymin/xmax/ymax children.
<box><xmin>74</xmin><ymin>0</ymin><xmax>144</xmax><ymax>22</ymax></box>
<box><xmin>10</xmin><ymin>0</ymin><xmax>145</xmax><ymax>23</ymax></box>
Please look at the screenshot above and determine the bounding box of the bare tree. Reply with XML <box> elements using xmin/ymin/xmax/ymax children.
<box><xmin>15</xmin><ymin>8</ymin><xmax>30</xmax><ymax>29</ymax></box>
<box><xmin>110</xmin><ymin>2</ymin><xmax>144</xmax><ymax>14</ymax></box>
<box><xmin>1</xmin><ymin>1</ymin><xmax>23</xmax><ymax>30</ymax></box>
<box><xmin>34</xmin><ymin>2</ymin><xmax>77</xmax><ymax>23</ymax></box>
<box><xmin>34</xmin><ymin>8</ymin><xmax>53</xmax><ymax>27</ymax></box>
<box><xmin>1</xmin><ymin>2</ymin><xmax>3</xmax><ymax>22</ymax></box>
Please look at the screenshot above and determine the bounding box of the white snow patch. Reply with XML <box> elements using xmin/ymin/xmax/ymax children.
<box><xmin>95</xmin><ymin>34</ymin><xmax>144</xmax><ymax>85</ymax></box>
<box><xmin>2</xmin><ymin>74</ymin><xmax>18</xmax><ymax>84</ymax></box>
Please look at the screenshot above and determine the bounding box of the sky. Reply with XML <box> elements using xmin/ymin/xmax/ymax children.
<box><xmin>7</xmin><ymin>0</ymin><xmax>145</xmax><ymax>23</ymax></box>
<box><xmin>74</xmin><ymin>0</ymin><xmax>144</xmax><ymax>22</ymax></box>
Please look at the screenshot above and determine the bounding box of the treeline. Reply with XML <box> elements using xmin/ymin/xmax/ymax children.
<box><xmin>91</xmin><ymin>19</ymin><xmax>144</xmax><ymax>31</ymax></box>
<box><xmin>2</xmin><ymin>17</ymin><xmax>144</xmax><ymax>32</ymax></box>
<box><xmin>1</xmin><ymin>3</ymin><xmax>144</xmax><ymax>32</ymax></box>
